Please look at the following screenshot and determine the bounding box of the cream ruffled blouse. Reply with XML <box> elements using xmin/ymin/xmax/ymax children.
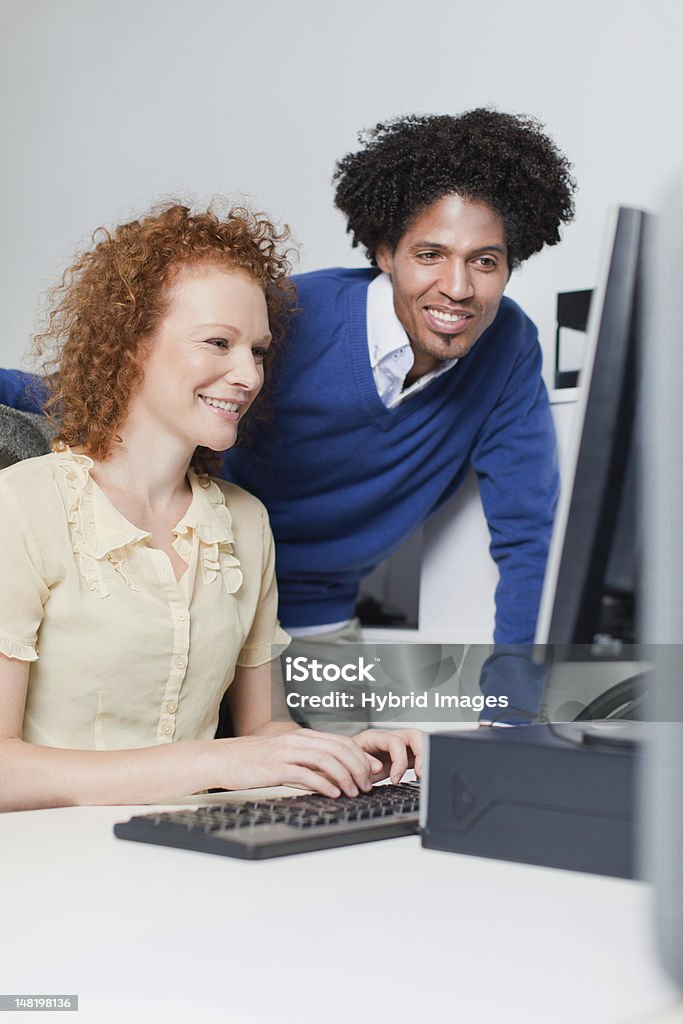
<box><xmin>0</xmin><ymin>449</ymin><xmax>289</xmax><ymax>750</ymax></box>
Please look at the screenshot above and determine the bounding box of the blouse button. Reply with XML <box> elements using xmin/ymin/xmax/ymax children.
<box><xmin>162</xmin><ymin>723</ymin><xmax>173</xmax><ymax>736</ymax></box>
<box><xmin>165</xmin><ymin>701</ymin><xmax>178</xmax><ymax>715</ymax></box>
<box><xmin>174</xmin><ymin>655</ymin><xmax>187</xmax><ymax>669</ymax></box>
<box><xmin>177</xmin><ymin>611</ymin><xmax>188</xmax><ymax>621</ymax></box>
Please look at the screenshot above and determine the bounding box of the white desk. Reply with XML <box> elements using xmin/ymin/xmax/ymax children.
<box><xmin>1</xmin><ymin>787</ymin><xmax>680</xmax><ymax>1024</ymax></box>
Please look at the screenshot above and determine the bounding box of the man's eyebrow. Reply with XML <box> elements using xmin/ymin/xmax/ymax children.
<box><xmin>469</xmin><ymin>244</ymin><xmax>507</xmax><ymax>256</ymax></box>
<box><xmin>407</xmin><ymin>241</ymin><xmax>507</xmax><ymax>255</ymax></box>
<box><xmin>407</xmin><ymin>240</ymin><xmax>447</xmax><ymax>251</ymax></box>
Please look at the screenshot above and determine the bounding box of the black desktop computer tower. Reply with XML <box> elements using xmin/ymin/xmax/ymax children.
<box><xmin>422</xmin><ymin>725</ymin><xmax>637</xmax><ymax>878</ymax></box>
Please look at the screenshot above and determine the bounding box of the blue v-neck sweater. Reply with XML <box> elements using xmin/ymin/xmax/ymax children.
<box><xmin>223</xmin><ymin>268</ymin><xmax>559</xmax><ymax>644</ymax></box>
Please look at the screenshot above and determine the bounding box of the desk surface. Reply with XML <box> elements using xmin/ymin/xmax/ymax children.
<box><xmin>1</xmin><ymin>787</ymin><xmax>680</xmax><ymax>1024</ymax></box>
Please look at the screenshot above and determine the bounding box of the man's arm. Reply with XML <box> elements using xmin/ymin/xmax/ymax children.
<box><xmin>471</xmin><ymin>327</ymin><xmax>558</xmax><ymax>721</ymax></box>
<box><xmin>0</xmin><ymin>370</ymin><xmax>45</xmax><ymax>413</ymax></box>
<box><xmin>471</xmin><ymin>332</ymin><xmax>559</xmax><ymax>647</ymax></box>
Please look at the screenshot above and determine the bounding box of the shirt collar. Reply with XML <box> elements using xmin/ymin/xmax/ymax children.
<box><xmin>55</xmin><ymin>448</ymin><xmax>235</xmax><ymax>559</ymax></box>
<box><xmin>367</xmin><ymin>272</ymin><xmax>413</xmax><ymax>369</ymax></box>
<box><xmin>366</xmin><ymin>272</ymin><xmax>459</xmax><ymax>408</ymax></box>
<box><xmin>174</xmin><ymin>469</ymin><xmax>236</xmax><ymax>548</ymax></box>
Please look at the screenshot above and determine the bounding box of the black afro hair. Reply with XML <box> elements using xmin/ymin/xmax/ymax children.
<box><xmin>333</xmin><ymin>109</ymin><xmax>576</xmax><ymax>269</ymax></box>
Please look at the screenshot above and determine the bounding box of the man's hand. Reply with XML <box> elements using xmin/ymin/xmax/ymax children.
<box><xmin>351</xmin><ymin>728</ymin><xmax>423</xmax><ymax>784</ymax></box>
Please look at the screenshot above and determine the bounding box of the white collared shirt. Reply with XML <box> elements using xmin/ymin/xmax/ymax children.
<box><xmin>367</xmin><ymin>272</ymin><xmax>458</xmax><ymax>408</ymax></box>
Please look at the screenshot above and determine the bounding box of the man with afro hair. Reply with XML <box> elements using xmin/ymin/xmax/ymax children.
<box><xmin>227</xmin><ymin>110</ymin><xmax>575</xmax><ymax>678</ymax></box>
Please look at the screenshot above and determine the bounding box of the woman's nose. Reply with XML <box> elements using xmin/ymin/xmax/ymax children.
<box><xmin>224</xmin><ymin>351</ymin><xmax>262</xmax><ymax>392</ymax></box>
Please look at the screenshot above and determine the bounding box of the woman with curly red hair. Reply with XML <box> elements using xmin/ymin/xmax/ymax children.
<box><xmin>0</xmin><ymin>201</ymin><xmax>420</xmax><ymax>811</ymax></box>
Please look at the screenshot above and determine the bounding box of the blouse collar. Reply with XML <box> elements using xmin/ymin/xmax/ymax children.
<box><xmin>54</xmin><ymin>447</ymin><xmax>242</xmax><ymax>593</ymax></box>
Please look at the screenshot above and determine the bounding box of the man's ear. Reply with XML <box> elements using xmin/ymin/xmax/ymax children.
<box><xmin>375</xmin><ymin>244</ymin><xmax>393</xmax><ymax>275</ymax></box>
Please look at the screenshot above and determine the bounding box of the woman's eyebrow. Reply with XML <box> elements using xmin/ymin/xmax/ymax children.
<box><xmin>192</xmin><ymin>321</ymin><xmax>240</xmax><ymax>332</ymax></box>
<box><xmin>191</xmin><ymin>323</ymin><xmax>273</xmax><ymax>343</ymax></box>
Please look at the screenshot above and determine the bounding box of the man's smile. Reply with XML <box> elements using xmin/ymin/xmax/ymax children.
<box><xmin>423</xmin><ymin>306</ymin><xmax>475</xmax><ymax>335</ymax></box>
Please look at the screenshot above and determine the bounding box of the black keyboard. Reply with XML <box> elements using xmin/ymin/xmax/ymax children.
<box><xmin>114</xmin><ymin>782</ymin><xmax>420</xmax><ymax>860</ymax></box>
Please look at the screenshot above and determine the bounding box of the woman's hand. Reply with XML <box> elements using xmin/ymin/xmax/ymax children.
<box><xmin>351</xmin><ymin>728</ymin><xmax>423</xmax><ymax>784</ymax></box>
<box><xmin>216</xmin><ymin>729</ymin><xmax>384</xmax><ymax>799</ymax></box>
<box><xmin>224</xmin><ymin>666</ymin><xmax>420</xmax><ymax>797</ymax></box>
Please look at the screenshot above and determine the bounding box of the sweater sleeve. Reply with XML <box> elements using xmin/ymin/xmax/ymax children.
<box><xmin>471</xmin><ymin>324</ymin><xmax>559</xmax><ymax>647</ymax></box>
<box><xmin>0</xmin><ymin>370</ymin><xmax>45</xmax><ymax>413</ymax></box>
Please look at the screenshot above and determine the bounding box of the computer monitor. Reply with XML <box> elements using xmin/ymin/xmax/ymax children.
<box><xmin>640</xmin><ymin>176</ymin><xmax>683</xmax><ymax>988</ymax></box>
<box><xmin>535</xmin><ymin>205</ymin><xmax>648</xmax><ymax>652</ymax></box>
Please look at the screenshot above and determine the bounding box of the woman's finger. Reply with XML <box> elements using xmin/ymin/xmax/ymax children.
<box><xmin>291</xmin><ymin>748</ymin><xmax>361</xmax><ymax>798</ymax></box>
<box><xmin>354</xmin><ymin>730</ymin><xmax>409</xmax><ymax>784</ymax></box>
<box><xmin>283</xmin><ymin>765</ymin><xmax>341</xmax><ymax>799</ymax></box>
<box><xmin>293</xmin><ymin>730</ymin><xmax>374</xmax><ymax>790</ymax></box>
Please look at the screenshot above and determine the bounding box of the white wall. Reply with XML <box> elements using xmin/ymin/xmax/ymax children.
<box><xmin>1</xmin><ymin>0</ymin><xmax>682</xmax><ymax>375</ymax></box>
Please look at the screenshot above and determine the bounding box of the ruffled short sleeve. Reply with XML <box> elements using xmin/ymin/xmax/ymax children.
<box><xmin>236</xmin><ymin>506</ymin><xmax>290</xmax><ymax>668</ymax></box>
<box><xmin>0</xmin><ymin>475</ymin><xmax>49</xmax><ymax>662</ymax></box>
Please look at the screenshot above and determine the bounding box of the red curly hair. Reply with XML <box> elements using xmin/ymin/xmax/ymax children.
<box><xmin>33</xmin><ymin>201</ymin><xmax>296</xmax><ymax>468</ymax></box>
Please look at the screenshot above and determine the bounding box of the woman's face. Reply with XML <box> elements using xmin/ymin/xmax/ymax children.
<box><xmin>129</xmin><ymin>263</ymin><xmax>271</xmax><ymax>454</ymax></box>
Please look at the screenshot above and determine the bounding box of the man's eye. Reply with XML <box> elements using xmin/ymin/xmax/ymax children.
<box><xmin>475</xmin><ymin>257</ymin><xmax>497</xmax><ymax>269</ymax></box>
<box><xmin>417</xmin><ymin>251</ymin><xmax>441</xmax><ymax>262</ymax></box>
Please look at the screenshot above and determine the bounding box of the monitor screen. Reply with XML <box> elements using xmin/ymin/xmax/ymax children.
<box><xmin>535</xmin><ymin>206</ymin><xmax>648</xmax><ymax>652</ymax></box>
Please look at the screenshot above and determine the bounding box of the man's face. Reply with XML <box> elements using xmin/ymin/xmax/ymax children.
<box><xmin>376</xmin><ymin>194</ymin><xmax>510</xmax><ymax>381</ymax></box>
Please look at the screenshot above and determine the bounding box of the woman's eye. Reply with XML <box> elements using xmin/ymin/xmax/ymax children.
<box><xmin>252</xmin><ymin>347</ymin><xmax>269</xmax><ymax>362</ymax></box>
<box><xmin>207</xmin><ymin>338</ymin><xmax>229</xmax><ymax>349</ymax></box>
